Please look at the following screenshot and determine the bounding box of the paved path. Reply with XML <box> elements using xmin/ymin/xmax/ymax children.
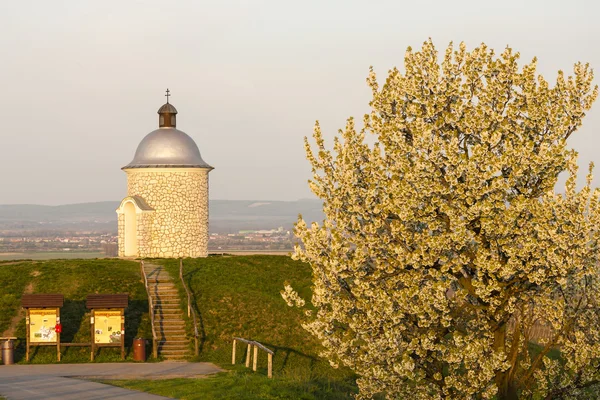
<box><xmin>0</xmin><ymin>362</ymin><xmax>222</xmax><ymax>399</ymax></box>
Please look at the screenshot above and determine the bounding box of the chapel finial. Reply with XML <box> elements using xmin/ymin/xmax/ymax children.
<box><xmin>158</xmin><ymin>90</ymin><xmax>178</xmax><ymax>128</ymax></box>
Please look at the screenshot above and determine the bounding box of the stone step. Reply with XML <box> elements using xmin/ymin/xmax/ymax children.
<box><xmin>145</xmin><ymin>274</ymin><xmax>170</xmax><ymax>279</ymax></box>
<box><xmin>156</xmin><ymin>329</ymin><xmax>187</xmax><ymax>334</ymax></box>
<box><xmin>157</xmin><ymin>335</ymin><xmax>188</xmax><ymax>341</ymax></box>
<box><xmin>159</xmin><ymin>341</ymin><xmax>190</xmax><ymax>347</ymax></box>
<box><xmin>155</xmin><ymin>315</ymin><xmax>185</xmax><ymax>321</ymax></box>
<box><xmin>153</xmin><ymin>307</ymin><xmax>183</xmax><ymax>313</ymax></box>
<box><xmin>154</xmin><ymin>303</ymin><xmax>182</xmax><ymax>308</ymax></box>
<box><xmin>160</xmin><ymin>349</ymin><xmax>188</xmax><ymax>355</ymax></box>
<box><xmin>154</xmin><ymin>307</ymin><xmax>183</xmax><ymax>313</ymax></box>
<box><xmin>150</xmin><ymin>289</ymin><xmax>179</xmax><ymax>297</ymax></box>
<box><xmin>154</xmin><ymin>307</ymin><xmax>183</xmax><ymax>312</ymax></box>
<box><xmin>155</xmin><ymin>312</ymin><xmax>184</xmax><ymax>318</ymax></box>
<box><xmin>156</xmin><ymin>332</ymin><xmax>188</xmax><ymax>338</ymax></box>
<box><xmin>150</xmin><ymin>290</ymin><xmax>179</xmax><ymax>297</ymax></box>
<box><xmin>150</xmin><ymin>288</ymin><xmax>178</xmax><ymax>292</ymax></box>
<box><xmin>147</xmin><ymin>280</ymin><xmax>173</xmax><ymax>285</ymax></box>
<box><xmin>154</xmin><ymin>327</ymin><xmax>186</xmax><ymax>333</ymax></box>
<box><xmin>150</xmin><ymin>293</ymin><xmax>179</xmax><ymax>300</ymax></box>
<box><xmin>163</xmin><ymin>355</ymin><xmax>187</xmax><ymax>360</ymax></box>
<box><xmin>156</xmin><ymin>326</ymin><xmax>187</xmax><ymax>332</ymax></box>
<box><xmin>154</xmin><ymin>321</ymin><xmax>186</xmax><ymax>327</ymax></box>
<box><xmin>153</xmin><ymin>300</ymin><xmax>181</xmax><ymax>305</ymax></box>
<box><xmin>160</xmin><ymin>346</ymin><xmax>189</xmax><ymax>352</ymax></box>
<box><xmin>157</xmin><ymin>333</ymin><xmax>188</xmax><ymax>339</ymax></box>
<box><xmin>154</xmin><ymin>302</ymin><xmax>181</xmax><ymax>307</ymax></box>
<box><xmin>155</xmin><ymin>309</ymin><xmax>185</xmax><ymax>314</ymax></box>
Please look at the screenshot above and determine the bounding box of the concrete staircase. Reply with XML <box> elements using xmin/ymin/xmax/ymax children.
<box><xmin>143</xmin><ymin>263</ymin><xmax>190</xmax><ymax>361</ymax></box>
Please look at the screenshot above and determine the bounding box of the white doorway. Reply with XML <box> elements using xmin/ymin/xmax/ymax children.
<box><xmin>124</xmin><ymin>202</ymin><xmax>138</xmax><ymax>257</ymax></box>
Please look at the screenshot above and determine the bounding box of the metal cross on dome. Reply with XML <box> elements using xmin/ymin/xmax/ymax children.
<box><xmin>165</xmin><ymin>88</ymin><xmax>171</xmax><ymax>103</ymax></box>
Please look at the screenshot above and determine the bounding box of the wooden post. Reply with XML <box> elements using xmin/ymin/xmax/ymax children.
<box><xmin>91</xmin><ymin>310</ymin><xmax>95</xmax><ymax>361</ymax></box>
<box><xmin>231</xmin><ymin>339</ymin><xmax>236</xmax><ymax>364</ymax></box>
<box><xmin>25</xmin><ymin>309</ymin><xmax>30</xmax><ymax>362</ymax></box>
<box><xmin>153</xmin><ymin>338</ymin><xmax>157</xmax><ymax>359</ymax></box>
<box><xmin>253</xmin><ymin>345</ymin><xmax>258</xmax><ymax>371</ymax></box>
<box><xmin>268</xmin><ymin>353</ymin><xmax>273</xmax><ymax>378</ymax></box>
<box><xmin>121</xmin><ymin>309</ymin><xmax>125</xmax><ymax>360</ymax></box>
<box><xmin>56</xmin><ymin>308</ymin><xmax>61</xmax><ymax>362</ymax></box>
<box><xmin>245</xmin><ymin>343</ymin><xmax>251</xmax><ymax>367</ymax></box>
<box><xmin>194</xmin><ymin>336</ymin><xmax>199</xmax><ymax>356</ymax></box>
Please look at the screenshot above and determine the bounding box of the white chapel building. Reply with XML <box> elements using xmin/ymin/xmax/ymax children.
<box><xmin>117</xmin><ymin>92</ymin><xmax>213</xmax><ymax>258</ymax></box>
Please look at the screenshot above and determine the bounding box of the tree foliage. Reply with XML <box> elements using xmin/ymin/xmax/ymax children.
<box><xmin>284</xmin><ymin>40</ymin><xmax>600</xmax><ymax>399</ymax></box>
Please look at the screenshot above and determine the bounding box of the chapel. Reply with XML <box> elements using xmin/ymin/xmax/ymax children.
<box><xmin>117</xmin><ymin>91</ymin><xmax>213</xmax><ymax>258</ymax></box>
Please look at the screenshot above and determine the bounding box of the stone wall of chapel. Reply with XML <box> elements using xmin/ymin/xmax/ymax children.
<box><xmin>125</xmin><ymin>168</ymin><xmax>209</xmax><ymax>258</ymax></box>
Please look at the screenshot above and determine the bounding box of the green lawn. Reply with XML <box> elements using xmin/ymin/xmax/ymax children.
<box><xmin>103</xmin><ymin>368</ymin><xmax>356</xmax><ymax>400</ymax></box>
<box><xmin>158</xmin><ymin>257</ymin><xmax>351</xmax><ymax>379</ymax></box>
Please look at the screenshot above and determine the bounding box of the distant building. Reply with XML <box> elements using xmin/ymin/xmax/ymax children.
<box><xmin>116</xmin><ymin>91</ymin><xmax>213</xmax><ymax>258</ymax></box>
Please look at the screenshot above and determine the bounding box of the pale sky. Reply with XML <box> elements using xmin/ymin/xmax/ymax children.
<box><xmin>0</xmin><ymin>0</ymin><xmax>598</xmax><ymax>205</ymax></box>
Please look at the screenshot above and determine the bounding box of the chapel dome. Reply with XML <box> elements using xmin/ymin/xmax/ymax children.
<box><xmin>123</xmin><ymin>127</ymin><xmax>212</xmax><ymax>169</ymax></box>
<box><xmin>123</xmin><ymin>91</ymin><xmax>212</xmax><ymax>169</ymax></box>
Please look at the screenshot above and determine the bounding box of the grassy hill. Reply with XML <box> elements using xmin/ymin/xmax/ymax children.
<box><xmin>0</xmin><ymin>256</ymin><xmax>357</xmax><ymax>399</ymax></box>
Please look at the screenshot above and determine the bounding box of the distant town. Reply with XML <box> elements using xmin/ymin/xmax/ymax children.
<box><xmin>0</xmin><ymin>200</ymin><xmax>318</xmax><ymax>259</ymax></box>
<box><xmin>0</xmin><ymin>227</ymin><xmax>294</xmax><ymax>258</ymax></box>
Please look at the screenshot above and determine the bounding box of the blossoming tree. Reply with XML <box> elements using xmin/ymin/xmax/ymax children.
<box><xmin>284</xmin><ymin>40</ymin><xmax>599</xmax><ymax>399</ymax></box>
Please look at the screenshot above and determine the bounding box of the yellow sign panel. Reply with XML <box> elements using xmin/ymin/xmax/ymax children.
<box><xmin>29</xmin><ymin>309</ymin><xmax>57</xmax><ymax>343</ymax></box>
<box><xmin>94</xmin><ymin>310</ymin><xmax>123</xmax><ymax>344</ymax></box>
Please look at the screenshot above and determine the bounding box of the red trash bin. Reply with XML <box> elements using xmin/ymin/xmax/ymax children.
<box><xmin>133</xmin><ymin>338</ymin><xmax>146</xmax><ymax>362</ymax></box>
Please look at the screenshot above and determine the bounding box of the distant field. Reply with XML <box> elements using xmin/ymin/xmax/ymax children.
<box><xmin>209</xmin><ymin>250</ymin><xmax>292</xmax><ymax>256</ymax></box>
<box><xmin>0</xmin><ymin>251</ymin><xmax>106</xmax><ymax>261</ymax></box>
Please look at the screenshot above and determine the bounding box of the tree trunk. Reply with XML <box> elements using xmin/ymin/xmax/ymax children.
<box><xmin>494</xmin><ymin>322</ymin><xmax>519</xmax><ymax>400</ymax></box>
<box><xmin>497</xmin><ymin>381</ymin><xmax>519</xmax><ymax>400</ymax></box>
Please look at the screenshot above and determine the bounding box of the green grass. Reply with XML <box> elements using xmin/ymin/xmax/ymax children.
<box><xmin>159</xmin><ymin>257</ymin><xmax>351</xmax><ymax>376</ymax></box>
<box><xmin>103</xmin><ymin>368</ymin><xmax>356</xmax><ymax>399</ymax></box>
<box><xmin>144</xmin><ymin>255</ymin><xmax>357</xmax><ymax>398</ymax></box>
<box><xmin>0</xmin><ymin>261</ymin><xmax>34</xmax><ymax>334</ymax></box>
<box><xmin>0</xmin><ymin>259</ymin><xmax>153</xmax><ymax>363</ymax></box>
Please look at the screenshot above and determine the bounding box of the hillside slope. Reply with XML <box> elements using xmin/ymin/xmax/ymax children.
<box><xmin>160</xmin><ymin>256</ymin><xmax>352</xmax><ymax>378</ymax></box>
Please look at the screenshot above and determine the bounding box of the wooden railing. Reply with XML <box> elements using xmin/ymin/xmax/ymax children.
<box><xmin>140</xmin><ymin>261</ymin><xmax>158</xmax><ymax>358</ymax></box>
<box><xmin>232</xmin><ymin>337</ymin><xmax>274</xmax><ymax>378</ymax></box>
<box><xmin>179</xmin><ymin>259</ymin><xmax>199</xmax><ymax>356</ymax></box>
